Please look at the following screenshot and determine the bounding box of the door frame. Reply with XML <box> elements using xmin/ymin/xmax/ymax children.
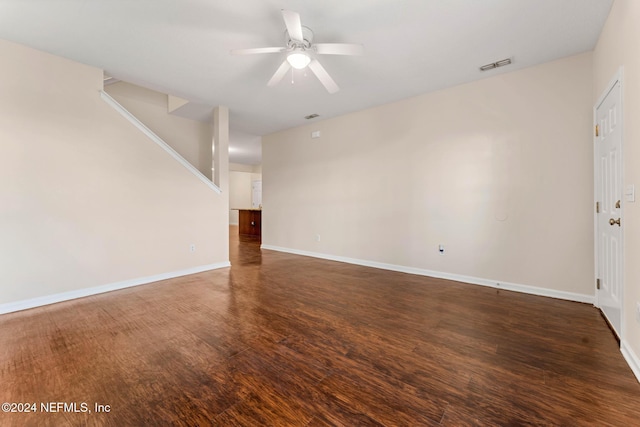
<box><xmin>593</xmin><ymin>67</ymin><xmax>624</xmax><ymax>339</ymax></box>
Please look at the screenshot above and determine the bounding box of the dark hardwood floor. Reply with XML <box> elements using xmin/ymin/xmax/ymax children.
<box><xmin>1</xmin><ymin>226</ymin><xmax>639</xmax><ymax>426</ymax></box>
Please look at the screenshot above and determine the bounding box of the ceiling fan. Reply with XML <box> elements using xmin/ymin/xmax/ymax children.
<box><xmin>231</xmin><ymin>9</ymin><xmax>364</xmax><ymax>94</ymax></box>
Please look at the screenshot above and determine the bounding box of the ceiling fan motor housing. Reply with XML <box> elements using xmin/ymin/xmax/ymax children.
<box><xmin>285</xmin><ymin>26</ymin><xmax>314</xmax><ymax>51</ymax></box>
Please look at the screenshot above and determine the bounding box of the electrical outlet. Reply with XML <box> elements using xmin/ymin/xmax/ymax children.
<box><xmin>438</xmin><ymin>244</ymin><xmax>445</xmax><ymax>255</ymax></box>
<box><xmin>190</xmin><ymin>244</ymin><xmax>196</xmax><ymax>253</ymax></box>
<box><xmin>316</xmin><ymin>234</ymin><xmax>321</xmax><ymax>242</ymax></box>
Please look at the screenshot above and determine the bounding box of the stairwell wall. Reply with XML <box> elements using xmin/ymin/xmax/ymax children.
<box><xmin>105</xmin><ymin>82</ymin><xmax>213</xmax><ymax>179</ymax></box>
<box><xmin>0</xmin><ymin>39</ymin><xmax>229</xmax><ymax>309</ymax></box>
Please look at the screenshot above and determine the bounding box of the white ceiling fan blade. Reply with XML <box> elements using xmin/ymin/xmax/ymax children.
<box><xmin>267</xmin><ymin>60</ymin><xmax>291</xmax><ymax>87</ymax></box>
<box><xmin>282</xmin><ymin>9</ymin><xmax>304</xmax><ymax>42</ymax></box>
<box><xmin>231</xmin><ymin>47</ymin><xmax>285</xmax><ymax>55</ymax></box>
<box><xmin>308</xmin><ymin>59</ymin><xmax>339</xmax><ymax>94</ymax></box>
<box><xmin>314</xmin><ymin>43</ymin><xmax>364</xmax><ymax>56</ymax></box>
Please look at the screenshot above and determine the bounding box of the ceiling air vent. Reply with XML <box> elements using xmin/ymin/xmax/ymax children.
<box><xmin>305</xmin><ymin>114</ymin><xmax>319</xmax><ymax>119</ymax></box>
<box><xmin>479</xmin><ymin>58</ymin><xmax>512</xmax><ymax>72</ymax></box>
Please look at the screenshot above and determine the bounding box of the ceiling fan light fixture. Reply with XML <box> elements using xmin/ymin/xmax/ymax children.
<box><xmin>287</xmin><ymin>51</ymin><xmax>311</xmax><ymax>69</ymax></box>
<box><xmin>232</xmin><ymin>10</ymin><xmax>356</xmax><ymax>93</ymax></box>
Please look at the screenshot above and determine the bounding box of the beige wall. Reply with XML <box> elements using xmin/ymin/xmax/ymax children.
<box><xmin>0</xmin><ymin>39</ymin><xmax>229</xmax><ymax>306</ymax></box>
<box><xmin>593</xmin><ymin>0</ymin><xmax>640</xmax><ymax>364</ymax></box>
<box><xmin>263</xmin><ymin>52</ymin><xmax>593</xmax><ymax>297</ymax></box>
<box><xmin>229</xmin><ymin>163</ymin><xmax>262</xmax><ymax>225</ymax></box>
<box><xmin>105</xmin><ymin>82</ymin><xmax>213</xmax><ymax>179</ymax></box>
<box><xmin>229</xmin><ymin>171</ymin><xmax>252</xmax><ymax>225</ymax></box>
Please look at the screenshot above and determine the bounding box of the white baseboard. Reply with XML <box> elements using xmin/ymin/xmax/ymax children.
<box><xmin>260</xmin><ymin>245</ymin><xmax>594</xmax><ymax>304</ymax></box>
<box><xmin>621</xmin><ymin>340</ymin><xmax>640</xmax><ymax>383</ymax></box>
<box><xmin>0</xmin><ymin>262</ymin><xmax>230</xmax><ymax>315</ymax></box>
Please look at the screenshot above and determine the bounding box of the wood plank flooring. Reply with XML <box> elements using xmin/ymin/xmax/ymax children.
<box><xmin>1</xmin><ymin>226</ymin><xmax>639</xmax><ymax>426</ymax></box>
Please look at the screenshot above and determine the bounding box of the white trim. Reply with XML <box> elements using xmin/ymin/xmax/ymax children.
<box><xmin>595</xmin><ymin>68</ymin><xmax>624</xmax><ymax>108</ymax></box>
<box><xmin>260</xmin><ymin>245</ymin><xmax>593</xmax><ymax>304</ymax></box>
<box><xmin>593</xmin><ymin>88</ymin><xmax>599</xmax><ymax>307</ymax></box>
<box><xmin>0</xmin><ymin>262</ymin><xmax>230</xmax><ymax>315</ymax></box>
<box><xmin>621</xmin><ymin>340</ymin><xmax>640</xmax><ymax>383</ymax></box>
<box><xmin>100</xmin><ymin>90</ymin><xmax>221</xmax><ymax>194</ymax></box>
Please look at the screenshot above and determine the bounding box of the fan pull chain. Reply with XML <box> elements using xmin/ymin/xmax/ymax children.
<box><xmin>291</xmin><ymin>67</ymin><xmax>294</xmax><ymax>84</ymax></box>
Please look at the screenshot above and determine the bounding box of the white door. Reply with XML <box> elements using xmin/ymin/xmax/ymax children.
<box><xmin>252</xmin><ymin>180</ymin><xmax>262</xmax><ymax>209</ymax></box>
<box><xmin>595</xmin><ymin>78</ymin><xmax>623</xmax><ymax>337</ymax></box>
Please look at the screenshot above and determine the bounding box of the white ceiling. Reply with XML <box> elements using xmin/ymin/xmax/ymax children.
<box><xmin>0</xmin><ymin>0</ymin><xmax>612</xmax><ymax>164</ymax></box>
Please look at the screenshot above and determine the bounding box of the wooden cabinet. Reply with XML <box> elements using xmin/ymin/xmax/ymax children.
<box><xmin>238</xmin><ymin>209</ymin><xmax>261</xmax><ymax>237</ymax></box>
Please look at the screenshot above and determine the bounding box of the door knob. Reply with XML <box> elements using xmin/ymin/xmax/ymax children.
<box><xmin>609</xmin><ymin>218</ymin><xmax>621</xmax><ymax>226</ymax></box>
